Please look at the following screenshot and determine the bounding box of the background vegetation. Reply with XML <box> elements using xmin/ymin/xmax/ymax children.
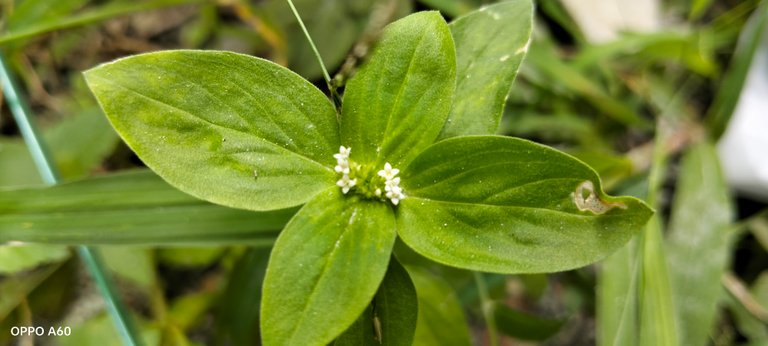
<box><xmin>1</xmin><ymin>0</ymin><xmax>766</xmax><ymax>345</ymax></box>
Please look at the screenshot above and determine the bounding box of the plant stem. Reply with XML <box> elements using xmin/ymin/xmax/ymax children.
<box><xmin>285</xmin><ymin>0</ymin><xmax>342</xmax><ymax>108</ymax></box>
<box><xmin>285</xmin><ymin>0</ymin><xmax>330</xmax><ymax>84</ymax></box>
<box><xmin>0</xmin><ymin>52</ymin><xmax>143</xmax><ymax>346</ymax></box>
<box><xmin>473</xmin><ymin>271</ymin><xmax>499</xmax><ymax>346</ymax></box>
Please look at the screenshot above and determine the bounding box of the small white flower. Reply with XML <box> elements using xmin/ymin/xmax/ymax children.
<box><xmin>377</xmin><ymin>162</ymin><xmax>405</xmax><ymax>205</ymax></box>
<box><xmin>384</xmin><ymin>178</ymin><xmax>400</xmax><ymax>190</ymax></box>
<box><xmin>336</xmin><ymin>174</ymin><xmax>356</xmax><ymax>194</ymax></box>
<box><xmin>333</xmin><ymin>146</ymin><xmax>351</xmax><ymax>161</ymax></box>
<box><xmin>377</xmin><ymin>162</ymin><xmax>399</xmax><ymax>180</ymax></box>
<box><xmin>334</xmin><ymin>162</ymin><xmax>350</xmax><ymax>174</ymax></box>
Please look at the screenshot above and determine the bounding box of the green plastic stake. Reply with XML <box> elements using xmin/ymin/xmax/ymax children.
<box><xmin>0</xmin><ymin>51</ymin><xmax>143</xmax><ymax>346</ymax></box>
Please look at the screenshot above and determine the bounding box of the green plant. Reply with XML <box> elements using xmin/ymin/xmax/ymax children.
<box><xmin>80</xmin><ymin>3</ymin><xmax>653</xmax><ymax>345</ymax></box>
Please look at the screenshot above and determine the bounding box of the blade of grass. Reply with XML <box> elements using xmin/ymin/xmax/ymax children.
<box><xmin>0</xmin><ymin>52</ymin><xmax>141</xmax><ymax>346</ymax></box>
<box><xmin>525</xmin><ymin>41</ymin><xmax>648</xmax><ymax>127</ymax></box>
<box><xmin>0</xmin><ymin>0</ymin><xmax>206</xmax><ymax>46</ymax></box>
<box><xmin>637</xmin><ymin>119</ymin><xmax>678</xmax><ymax>346</ymax></box>
<box><xmin>0</xmin><ymin>170</ymin><xmax>292</xmax><ymax>245</ymax></box>
<box><xmin>665</xmin><ymin>142</ymin><xmax>733</xmax><ymax>345</ymax></box>
<box><xmin>706</xmin><ymin>1</ymin><xmax>768</xmax><ymax>140</ymax></box>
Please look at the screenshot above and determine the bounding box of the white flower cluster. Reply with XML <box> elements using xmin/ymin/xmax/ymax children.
<box><xmin>332</xmin><ymin>147</ymin><xmax>405</xmax><ymax>205</ymax></box>
<box><xmin>377</xmin><ymin>162</ymin><xmax>405</xmax><ymax>205</ymax></box>
<box><xmin>334</xmin><ymin>146</ymin><xmax>356</xmax><ymax>194</ymax></box>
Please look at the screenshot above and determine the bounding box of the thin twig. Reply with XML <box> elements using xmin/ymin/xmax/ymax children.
<box><xmin>722</xmin><ymin>271</ymin><xmax>768</xmax><ymax>323</ymax></box>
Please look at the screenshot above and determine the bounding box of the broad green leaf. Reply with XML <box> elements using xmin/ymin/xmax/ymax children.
<box><xmin>407</xmin><ymin>266</ymin><xmax>471</xmax><ymax>346</ymax></box>
<box><xmin>216</xmin><ymin>247</ymin><xmax>271</xmax><ymax>346</ymax></box>
<box><xmin>374</xmin><ymin>257</ymin><xmax>418</xmax><ymax>345</ymax></box>
<box><xmin>261</xmin><ymin>189</ymin><xmax>397</xmax><ymax>346</ymax></box>
<box><xmin>0</xmin><ymin>245</ymin><xmax>69</xmax><ymax>274</ymax></box>
<box><xmin>334</xmin><ymin>257</ymin><xmax>418</xmax><ymax>346</ymax></box>
<box><xmin>333</xmin><ymin>305</ymin><xmax>377</xmax><ymax>346</ymax></box>
<box><xmin>398</xmin><ymin>136</ymin><xmax>652</xmax><ymax>273</ymax></box>
<box><xmin>439</xmin><ymin>0</ymin><xmax>533</xmax><ymax>139</ymax></box>
<box><xmin>84</xmin><ymin>50</ymin><xmax>340</xmax><ymax>211</ymax></box>
<box><xmin>0</xmin><ymin>170</ymin><xmax>293</xmax><ymax>245</ymax></box>
<box><xmin>666</xmin><ymin>142</ymin><xmax>733</xmax><ymax>346</ymax></box>
<box><xmin>340</xmin><ymin>11</ymin><xmax>456</xmax><ymax>168</ymax></box>
<box><xmin>493</xmin><ymin>303</ymin><xmax>564</xmax><ymax>341</ymax></box>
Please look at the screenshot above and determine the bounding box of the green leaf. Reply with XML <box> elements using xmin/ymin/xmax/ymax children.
<box><xmin>439</xmin><ymin>0</ymin><xmax>533</xmax><ymax>139</ymax></box>
<box><xmin>493</xmin><ymin>303</ymin><xmax>564</xmax><ymax>341</ymax></box>
<box><xmin>597</xmin><ymin>240</ymin><xmax>639</xmax><ymax>346</ymax></box>
<box><xmin>340</xmin><ymin>11</ymin><xmax>456</xmax><ymax>168</ymax></box>
<box><xmin>374</xmin><ymin>257</ymin><xmax>418</xmax><ymax>345</ymax></box>
<box><xmin>707</xmin><ymin>1</ymin><xmax>768</xmax><ymax>139</ymax></box>
<box><xmin>158</xmin><ymin>247</ymin><xmax>225</xmax><ymax>268</ymax></box>
<box><xmin>0</xmin><ymin>0</ymin><xmax>206</xmax><ymax>45</ymax></box>
<box><xmin>0</xmin><ymin>170</ymin><xmax>293</xmax><ymax>245</ymax></box>
<box><xmin>101</xmin><ymin>246</ymin><xmax>156</xmax><ymax>290</ymax></box>
<box><xmin>407</xmin><ymin>265</ymin><xmax>471</xmax><ymax>346</ymax></box>
<box><xmin>0</xmin><ymin>110</ymin><xmax>118</xmax><ymax>187</ymax></box>
<box><xmin>398</xmin><ymin>136</ymin><xmax>652</xmax><ymax>273</ymax></box>
<box><xmin>261</xmin><ymin>189</ymin><xmax>397</xmax><ymax>346</ymax></box>
<box><xmin>0</xmin><ymin>244</ymin><xmax>69</xmax><ymax>274</ymax></box>
<box><xmin>5</xmin><ymin>0</ymin><xmax>88</xmax><ymax>31</ymax></box>
<box><xmin>666</xmin><ymin>142</ymin><xmax>733</xmax><ymax>346</ymax></box>
<box><xmin>168</xmin><ymin>291</ymin><xmax>217</xmax><ymax>331</ymax></box>
<box><xmin>216</xmin><ymin>247</ymin><xmax>271</xmax><ymax>346</ymax></box>
<box><xmin>58</xmin><ymin>313</ymin><xmax>161</xmax><ymax>346</ymax></box>
<box><xmin>524</xmin><ymin>41</ymin><xmax>648</xmax><ymax>127</ymax></box>
<box><xmin>333</xmin><ymin>305</ymin><xmax>377</xmax><ymax>346</ymax></box>
<box><xmin>0</xmin><ymin>265</ymin><xmax>60</xmax><ymax>320</ymax></box>
<box><xmin>84</xmin><ymin>50</ymin><xmax>340</xmax><ymax>211</ymax></box>
<box><xmin>334</xmin><ymin>257</ymin><xmax>418</xmax><ymax>346</ymax></box>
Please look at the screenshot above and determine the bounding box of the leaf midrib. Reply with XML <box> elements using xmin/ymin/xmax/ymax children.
<box><xmin>287</xmin><ymin>203</ymin><xmax>362</xmax><ymax>344</ymax></box>
<box><xmin>377</xmin><ymin>25</ymin><xmax>431</xmax><ymax>166</ymax></box>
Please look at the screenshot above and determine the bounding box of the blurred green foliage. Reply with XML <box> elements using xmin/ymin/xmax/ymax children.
<box><xmin>1</xmin><ymin>0</ymin><xmax>767</xmax><ymax>345</ymax></box>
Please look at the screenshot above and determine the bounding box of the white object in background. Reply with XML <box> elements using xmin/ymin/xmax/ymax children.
<box><xmin>560</xmin><ymin>0</ymin><xmax>661</xmax><ymax>43</ymax></box>
<box><xmin>717</xmin><ymin>29</ymin><xmax>768</xmax><ymax>201</ymax></box>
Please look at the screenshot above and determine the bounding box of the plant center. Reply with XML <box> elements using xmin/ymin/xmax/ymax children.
<box><xmin>333</xmin><ymin>146</ymin><xmax>406</xmax><ymax>205</ymax></box>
